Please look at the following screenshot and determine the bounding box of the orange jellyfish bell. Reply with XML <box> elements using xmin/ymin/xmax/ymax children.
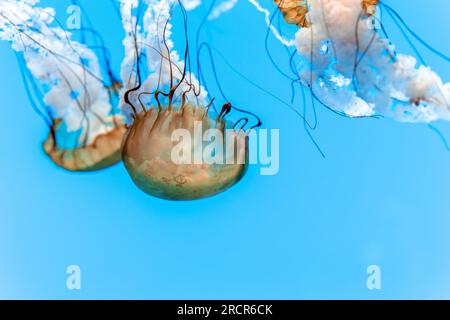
<box><xmin>273</xmin><ymin>0</ymin><xmax>379</xmax><ymax>27</ymax></box>
<box><xmin>42</xmin><ymin>82</ymin><xmax>127</xmax><ymax>172</ymax></box>
<box><xmin>122</xmin><ymin>101</ymin><xmax>248</xmax><ymax>201</ymax></box>
<box><xmin>273</xmin><ymin>0</ymin><xmax>310</xmax><ymax>27</ymax></box>
<box><xmin>43</xmin><ymin>119</ymin><xmax>126</xmax><ymax>172</ymax></box>
<box><xmin>362</xmin><ymin>0</ymin><xmax>379</xmax><ymax>16</ymax></box>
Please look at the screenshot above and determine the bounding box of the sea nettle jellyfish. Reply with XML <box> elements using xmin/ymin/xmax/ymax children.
<box><xmin>269</xmin><ymin>0</ymin><xmax>450</xmax><ymax>123</ymax></box>
<box><xmin>0</xmin><ymin>0</ymin><xmax>125</xmax><ymax>171</ymax></box>
<box><xmin>118</xmin><ymin>0</ymin><xmax>254</xmax><ymax>200</ymax></box>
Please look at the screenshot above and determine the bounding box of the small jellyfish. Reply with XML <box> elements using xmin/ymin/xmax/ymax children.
<box><xmin>118</xmin><ymin>0</ymin><xmax>252</xmax><ymax>200</ymax></box>
<box><xmin>273</xmin><ymin>0</ymin><xmax>311</xmax><ymax>27</ymax></box>
<box><xmin>0</xmin><ymin>0</ymin><xmax>126</xmax><ymax>171</ymax></box>
<box><xmin>270</xmin><ymin>0</ymin><xmax>450</xmax><ymax>123</ymax></box>
<box><xmin>274</xmin><ymin>0</ymin><xmax>378</xmax><ymax>27</ymax></box>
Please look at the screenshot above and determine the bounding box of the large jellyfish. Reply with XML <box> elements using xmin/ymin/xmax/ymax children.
<box><xmin>0</xmin><ymin>0</ymin><xmax>126</xmax><ymax>171</ymax></box>
<box><xmin>118</xmin><ymin>0</ymin><xmax>252</xmax><ymax>200</ymax></box>
<box><xmin>269</xmin><ymin>0</ymin><xmax>450</xmax><ymax>122</ymax></box>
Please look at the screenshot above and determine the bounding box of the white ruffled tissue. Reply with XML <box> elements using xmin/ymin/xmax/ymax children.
<box><xmin>294</xmin><ymin>0</ymin><xmax>450</xmax><ymax>123</ymax></box>
<box><xmin>0</xmin><ymin>0</ymin><xmax>116</xmax><ymax>145</ymax></box>
<box><xmin>119</xmin><ymin>0</ymin><xmax>207</xmax><ymax>121</ymax></box>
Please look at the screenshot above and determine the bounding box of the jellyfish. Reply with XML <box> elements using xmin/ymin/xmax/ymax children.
<box><xmin>0</xmin><ymin>0</ymin><xmax>126</xmax><ymax>171</ymax></box>
<box><xmin>268</xmin><ymin>0</ymin><xmax>450</xmax><ymax>123</ymax></box>
<box><xmin>118</xmin><ymin>0</ymin><xmax>254</xmax><ymax>200</ymax></box>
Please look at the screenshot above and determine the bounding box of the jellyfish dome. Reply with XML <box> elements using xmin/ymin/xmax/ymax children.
<box><xmin>122</xmin><ymin>104</ymin><xmax>248</xmax><ymax>201</ymax></box>
<box><xmin>118</xmin><ymin>0</ymin><xmax>249</xmax><ymax>200</ymax></box>
<box><xmin>0</xmin><ymin>0</ymin><xmax>126</xmax><ymax>171</ymax></box>
<box><xmin>274</xmin><ymin>0</ymin><xmax>378</xmax><ymax>27</ymax></box>
<box><xmin>272</xmin><ymin>0</ymin><xmax>450</xmax><ymax>123</ymax></box>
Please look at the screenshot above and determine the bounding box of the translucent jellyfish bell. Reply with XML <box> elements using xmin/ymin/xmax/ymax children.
<box><xmin>0</xmin><ymin>0</ymin><xmax>126</xmax><ymax>171</ymax></box>
<box><xmin>118</xmin><ymin>0</ymin><xmax>250</xmax><ymax>200</ymax></box>
<box><xmin>122</xmin><ymin>103</ymin><xmax>248</xmax><ymax>200</ymax></box>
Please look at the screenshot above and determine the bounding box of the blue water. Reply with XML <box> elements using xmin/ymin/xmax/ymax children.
<box><xmin>1</xmin><ymin>0</ymin><xmax>450</xmax><ymax>299</ymax></box>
